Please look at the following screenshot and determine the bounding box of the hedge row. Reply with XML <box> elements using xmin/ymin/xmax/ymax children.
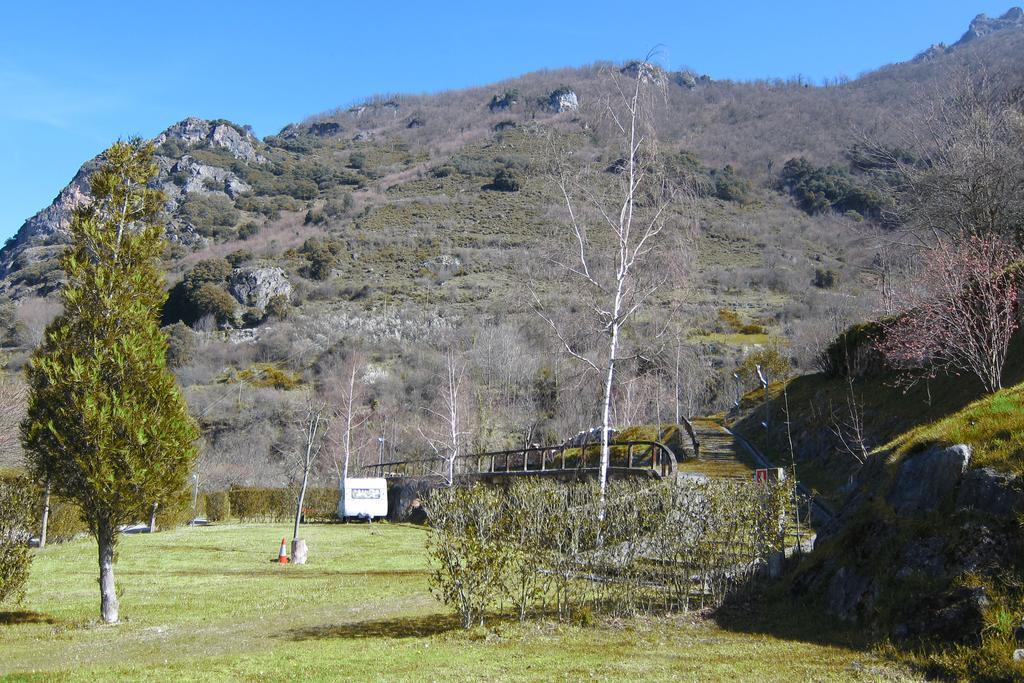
<box><xmin>225</xmin><ymin>486</ymin><xmax>340</xmax><ymax>523</ymax></box>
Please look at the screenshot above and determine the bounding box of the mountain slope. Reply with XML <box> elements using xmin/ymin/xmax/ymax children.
<box><xmin>1</xmin><ymin>13</ymin><xmax>1022</xmax><ymax>487</ymax></box>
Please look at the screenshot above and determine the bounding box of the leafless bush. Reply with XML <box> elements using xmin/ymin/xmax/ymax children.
<box><xmin>425</xmin><ymin>476</ymin><xmax>793</xmax><ymax>627</ymax></box>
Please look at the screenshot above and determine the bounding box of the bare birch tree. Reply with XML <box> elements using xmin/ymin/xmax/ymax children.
<box><xmin>534</xmin><ymin>59</ymin><xmax>695</xmax><ymax>515</ymax></box>
<box><xmin>290</xmin><ymin>398</ymin><xmax>327</xmax><ymax>542</ymax></box>
<box><xmin>420</xmin><ymin>349</ymin><xmax>471</xmax><ymax>485</ymax></box>
<box><xmin>331</xmin><ymin>359</ymin><xmax>370</xmax><ymax>516</ymax></box>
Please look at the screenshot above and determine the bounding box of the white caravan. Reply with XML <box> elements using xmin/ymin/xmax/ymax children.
<box><xmin>338</xmin><ymin>477</ymin><xmax>388</xmax><ymax>520</ymax></box>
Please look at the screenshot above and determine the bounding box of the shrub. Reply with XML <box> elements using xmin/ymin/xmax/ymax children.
<box><xmin>348</xmin><ymin>152</ymin><xmax>367</xmax><ymax>170</ymax></box>
<box><xmin>184</xmin><ymin>258</ymin><xmax>233</xmax><ymax>289</ymax></box>
<box><xmin>226</xmin><ymin>250</ymin><xmax>253</xmax><ymax>268</ymax></box>
<box><xmin>191</xmin><ymin>283</ymin><xmax>237</xmax><ymax>325</ymax></box>
<box><xmin>813</xmin><ymin>268</ymin><xmax>837</xmax><ymax>289</ymax></box>
<box><xmin>301</xmin><ymin>488</ymin><xmax>340</xmax><ymax>522</ymax></box>
<box><xmin>164</xmin><ymin>322</ymin><xmax>195</xmax><ymax>367</ymax></box>
<box><xmin>264</xmin><ymin>295</ymin><xmax>291</xmax><ymax>320</ymax></box>
<box><xmin>45</xmin><ymin>495</ymin><xmax>87</xmax><ymax>542</ymax></box>
<box><xmin>204</xmin><ymin>491</ymin><xmax>230</xmax><ymax>522</ymax></box>
<box><xmin>779</xmin><ymin>157</ymin><xmax>883</xmax><ymax>219</ymax></box>
<box><xmin>425</xmin><ymin>477</ymin><xmax>793</xmax><ymax>627</ymax></box>
<box><xmin>490</xmin><ymin>168</ymin><xmax>521</xmax><ymax>192</ymax></box>
<box><xmin>237</xmin><ymin>221</ymin><xmax>261</xmax><ymax>240</ymax></box>
<box><xmin>155</xmin><ymin>487</ymin><xmax>195</xmax><ymax>530</ymax></box>
<box><xmin>0</xmin><ymin>475</ymin><xmax>34</xmax><ymax>606</ymax></box>
<box><xmin>164</xmin><ymin>259</ymin><xmax>236</xmax><ymax>326</ymax></box>
<box><xmin>178</xmin><ymin>194</ymin><xmax>240</xmax><ymax>236</ymax></box>
<box><xmin>712</xmin><ymin>165</ymin><xmax>750</xmax><ymax>203</ymax></box>
<box><xmin>737</xmin><ymin>346</ymin><xmax>791</xmax><ymax>387</ymax></box>
<box><xmin>300</xmin><ymin>239</ymin><xmax>340</xmax><ymax>281</ymax></box>
<box><xmin>425</xmin><ymin>483</ymin><xmax>509</xmax><ymax>628</ymax></box>
<box><xmin>227</xmin><ymin>486</ymin><xmax>294</xmax><ymax>522</ymax></box>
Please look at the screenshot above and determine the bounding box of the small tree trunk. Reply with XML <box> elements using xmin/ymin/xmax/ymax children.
<box><xmin>598</xmin><ymin>321</ymin><xmax>621</xmax><ymax>519</ymax></box>
<box><xmin>148</xmin><ymin>503</ymin><xmax>158</xmax><ymax>532</ymax></box>
<box><xmin>39</xmin><ymin>481</ymin><xmax>51</xmax><ymax>549</ymax></box>
<box><xmin>97</xmin><ymin>521</ymin><xmax>119</xmax><ymax>624</ymax></box>
<box><xmin>293</xmin><ymin>466</ymin><xmax>310</xmax><ymax>542</ymax></box>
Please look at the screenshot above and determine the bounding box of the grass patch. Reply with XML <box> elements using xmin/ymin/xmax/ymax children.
<box><xmin>888</xmin><ymin>382</ymin><xmax>1024</xmax><ymax>476</ymax></box>
<box><xmin>0</xmin><ymin>523</ymin><xmax>911</xmax><ymax>681</ymax></box>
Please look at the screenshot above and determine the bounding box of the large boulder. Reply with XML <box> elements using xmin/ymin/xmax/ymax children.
<box><xmin>956</xmin><ymin>467</ymin><xmax>1024</xmax><ymax>517</ymax></box>
<box><xmin>620</xmin><ymin>61</ymin><xmax>667</xmax><ymax>86</ymax></box>
<box><xmin>169</xmin><ymin>156</ymin><xmax>252</xmax><ymax>199</ymax></box>
<box><xmin>826</xmin><ymin>565</ymin><xmax>879</xmax><ymax>622</ymax></box>
<box><xmin>548</xmin><ymin>88</ymin><xmax>579</xmax><ymax>113</ymax></box>
<box><xmin>886</xmin><ymin>444</ymin><xmax>970</xmax><ymax>515</ymax></box>
<box><xmin>228</xmin><ymin>267</ymin><xmax>291</xmax><ymax>312</ymax></box>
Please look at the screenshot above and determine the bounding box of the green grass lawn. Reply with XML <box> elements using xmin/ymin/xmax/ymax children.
<box><xmin>1</xmin><ymin>523</ymin><xmax>917</xmax><ymax>681</ymax></box>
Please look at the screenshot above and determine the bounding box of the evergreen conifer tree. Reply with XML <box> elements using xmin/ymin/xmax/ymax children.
<box><xmin>21</xmin><ymin>139</ymin><xmax>198</xmax><ymax>624</ymax></box>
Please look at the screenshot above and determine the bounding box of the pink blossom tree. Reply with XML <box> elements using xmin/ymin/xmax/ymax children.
<box><xmin>879</xmin><ymin>233</ymin><xmax>1020</xmax><ymax>394</ymax></box>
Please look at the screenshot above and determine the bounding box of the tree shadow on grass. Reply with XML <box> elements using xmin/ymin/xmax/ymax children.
<box><xmin>712</xmin><ymin>590</ymin><xmax>869</xmax><ymax>650</ymax></box>
<box><xmin>284</xmin><ymin>612</ymin><xmax>463</xmax><ymax>641</ymax></box>
<box><xmin>0</xmin><ymin>611</ymin><xmax>59</xmax><ymax>626</ymax></box>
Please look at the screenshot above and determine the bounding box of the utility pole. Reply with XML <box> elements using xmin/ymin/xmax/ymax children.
<box><xmin>39</xmin><ymin>481</ymin><xmax>51</xmax><ymax>548</ymax></box>
<box><xmin>756</xmin><ymin>364</ymin><xmax>770</xmax><ymax>429</ymax></box>
<box><xmin>191</xmin><ymin>473</ymin><xmax>200</xmax><ymax>523</ymax></box>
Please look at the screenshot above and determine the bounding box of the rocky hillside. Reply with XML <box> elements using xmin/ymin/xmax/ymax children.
<box><xmin>2</xmin><ymin>14</ymin><xmax>1023</xmax><ymax>487</ymax></box>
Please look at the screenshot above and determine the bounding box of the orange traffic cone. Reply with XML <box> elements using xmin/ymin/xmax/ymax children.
<box><xmin>277</xmin><ymin>537</ymin><xmax>289</xmax><ymax>564</ymax></box>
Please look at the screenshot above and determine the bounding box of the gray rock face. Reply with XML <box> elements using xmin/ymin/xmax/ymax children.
<box><xmin>169</xmin><ymin>156</ymin><xmax>252</xmax><ymax>199</ymax></box>
<box><xmin>155</xmin><ymin>117</ymin><xmax>266</xmax><ymax>163</ymax></box>
<box><xmin>228</xmin><ymin>267</ymin><xmax>291</xmax><ymax>311</ymax></box>
<box><xmin>913</xmin><ymin>7</ymin><xmax>1024</xmax><ymax>61</ymax></box>
<box><xmin>549</xmin><ymin>89</ymin><xmax>579</xmax><ymax>113</ymax></box>
<box><xmin>420</xmin><ymin>254</ymin><xmax>461</xmax><ymax>271</ymax></box>
<box><xmin>1</xmin><ymin>116</ymin><xmax>263</xmax><ymax>286</ymax></box>
<box><xmin>620</xmin><ymin>61</ymin><xmax>667</xmax><ymax>86</ymax></box>
<box><xmin>887</xmin><ymin>444</ymin><xmax>970</xmax><ymax>515</ymax></box>
<box><xmin>309</xmin><ymin>121</ymin><xmax>343</xmax><ymax>137</ymax></box>
<box><xmin>673</xmin><ymin>71</ymin><xmax>698</xmax><ymax>89</ymax></box>
<box><xmin>956</xmin><ymin>467</ymin><xmax>1024</xmax><ymax>517</ymax></box>
<box><xmin>1014</xmin><ymin>648</ymin><xmax>1024</xmax><ymax>662</ymax></box>
<box><xmin>958</xmin><ymin>7</ymin><xmax>1024</xmax><ymax>45</ymax></box>
<box><xmin>826</xmin><ymin>565</ymin><xmax>878</xmax><ymax>622</ymax></box>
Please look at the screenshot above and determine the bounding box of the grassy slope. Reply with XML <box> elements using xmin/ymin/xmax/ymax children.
<box><xmin>889</xmin><ymin>382</ymin><xmax>1024</xmax><ymax>475</ymax></box>
<box><xmin>730</xmin><ymin>334</ymin><xmax>1024</xmax><ymax>506</ymax></box>
<box><xmin>0</xmin><ymin>524</ymin><xmax>915</xmax><ymax>682</ymax></box>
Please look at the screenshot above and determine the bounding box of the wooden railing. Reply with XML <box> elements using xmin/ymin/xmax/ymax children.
<box><xmin>363</xmin><ymin>440</ymin><xmax>680</xmax><ymax>480</ymax></box>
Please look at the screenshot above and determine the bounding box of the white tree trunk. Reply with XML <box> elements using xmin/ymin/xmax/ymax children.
<box><xmin>39</xmin><ymin>482</ymin><xmax>50</xmax><ymax>549</ymax></box>
<box><xmin>97</xmin><ymin>521</ymin><xmax>118</xmax><ymax>624</ymax></box>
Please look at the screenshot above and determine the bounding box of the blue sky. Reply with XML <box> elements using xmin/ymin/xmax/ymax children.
<box><xmin>0</xmin><ymin>1</ymin><xmax>1014</xmax><ymax>241</ymax></box>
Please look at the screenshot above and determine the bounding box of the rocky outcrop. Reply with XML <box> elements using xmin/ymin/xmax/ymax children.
<box><xmin>794</xmin><ymin>444</ymin><xmax>1023</xmax><ymax>646</ymax></box>
<box><xmin>309</xmin><ymin>121</ymin><xmax>343</xmax><ymax>137</ymax></box>
<box><xmin>958</xmin><ymin>7</ymin><xmax>1024</xmax><ymax>45</ymax></box>
<box><xmin>956</xmin><ymin>467</ymin><xmax>1024</xmax><ymax>517</ymax></box>
<box><xmin>912</xmin><ymin>7</ymin><xmax>1024</xmax><ymax>61</ymax></box>
<box><xmin>155</xmin><ymin>117</ymin><xmax>266</xmax><ymax>163</ymax></box>
<box><xmin>548</xmin><ymin>88</ymin><xmax>579</xmax><ymax>113</ymax></box>
<box><xmin>488</xmin><ymin>91</ymin><xmax>518</xmax><ymax>111</ymax></box>
<box><xmin>886</xmin><ymin>444</ymin><xmax>970</xmax><ymax>515</ymax></box>
<box><xmin>620</xmin><ymin>61</ymin><xmax>667</xmax><ymax>86</ymax></box>
<box><xmin>0</xmin><ymin>117</ymin><xmax>262</xmax><ymax>286</ymax></box>
<box><xmin>420</xmin><ymin>254</ymin><xmax>461</xmax><ymax>271</ymax></box>
<box><xmin>228</xmin><ymin>267</ymin><xmax>291</xmax><ymax>311</ymax></box>
<box><xmin>167</xmin><ymin>156</ymin><xmax>252</xmax><ymax>201</ymax></box>
<box><xmin>672</xmin><ymin>70</ymin><xmax>711</xmax><ymax>89</ymax></box>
